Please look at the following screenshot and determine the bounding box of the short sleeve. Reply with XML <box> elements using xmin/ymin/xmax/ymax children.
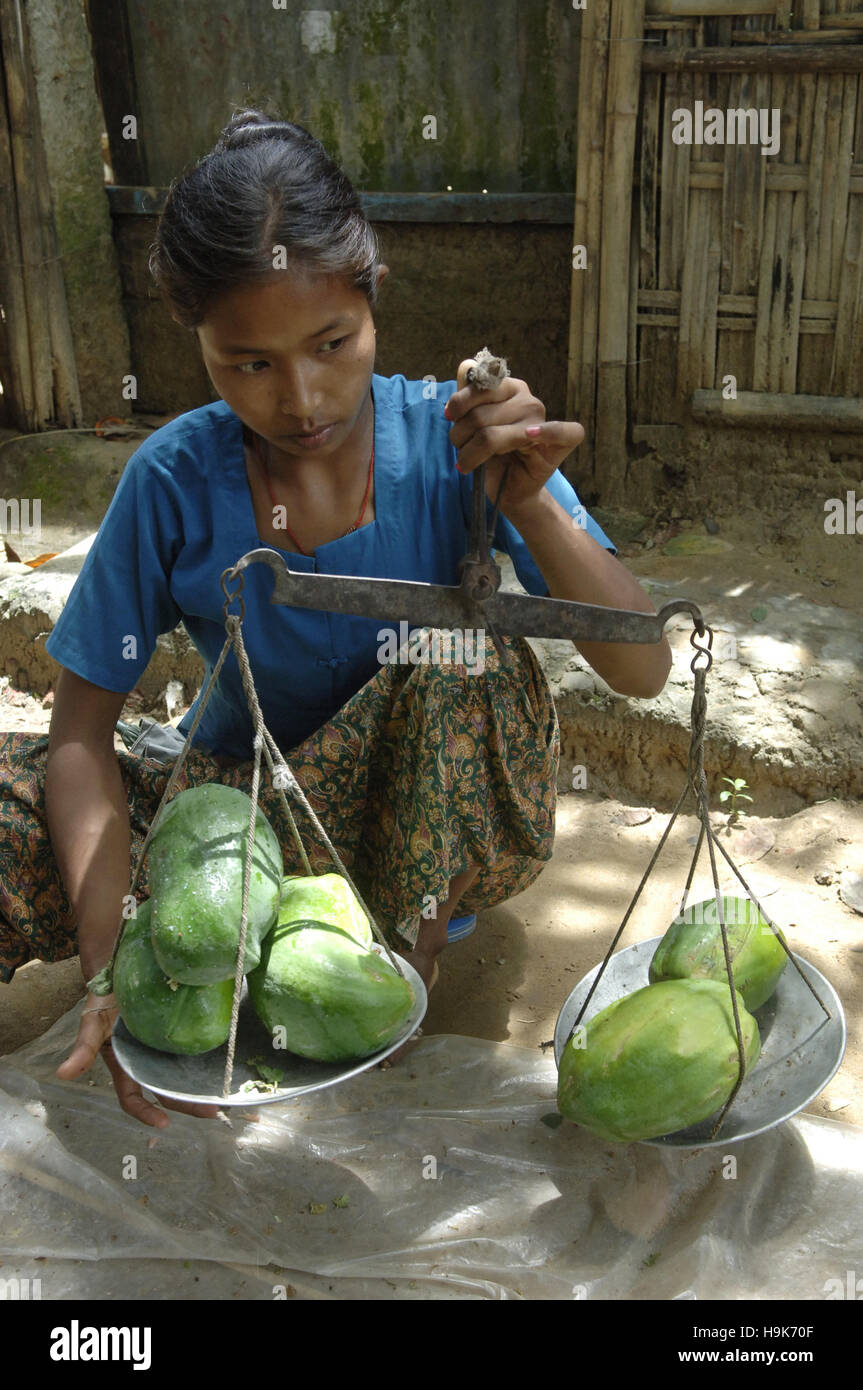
<box><xmin>45</xmin><ymin>449</ymin><xmax>185</xmax><ymax>692</ymax></box>
<box><xmin>489</xmin><ymin>468</ymin><xmax>617</xmax><ymax>597</ymax></box>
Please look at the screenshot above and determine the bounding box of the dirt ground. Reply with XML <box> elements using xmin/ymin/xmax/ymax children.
<box><xmin>1</xmin><ymin>501</ymin><xmax>860</xmax><ymax>1131</ymax></box>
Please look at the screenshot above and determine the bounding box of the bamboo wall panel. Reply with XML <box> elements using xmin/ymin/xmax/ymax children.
<box><xmin>610</xmin><ymin>0</ymin><xmax>863</xmax><ymax>459</ymax></box>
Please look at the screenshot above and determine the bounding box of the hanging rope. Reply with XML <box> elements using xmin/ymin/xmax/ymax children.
<box><xmin>217</xmin><ymin>577</ymin><xmax>407</xmax><ymax>1096</ymax></box>
<box><xmin>223</xmin><ymin>724</ymin><xmax>264</xmax><ymax>1097</ymax></box>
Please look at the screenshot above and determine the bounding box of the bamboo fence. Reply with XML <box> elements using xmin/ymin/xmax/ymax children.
<box><xmin>568</xmin><ymin>0</ymin><xmax>863</xmax><ymax>501</ymax></box>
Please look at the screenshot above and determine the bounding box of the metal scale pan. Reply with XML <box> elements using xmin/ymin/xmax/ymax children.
<box><xmin>553</xmin><ymin>936</ymin><xmax>846</xmax><ymax>1147</ymax></box>
<box><xmin>110</xmin><ymin>946</ymin><xmax>427</xmax><ymax>1108</ymax></box>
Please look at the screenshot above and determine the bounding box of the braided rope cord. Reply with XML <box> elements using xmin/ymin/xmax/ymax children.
<box><xmin>219</xmin><ymin>593</ymin><xmax>405</xmax><ymax>1095</ymax></box>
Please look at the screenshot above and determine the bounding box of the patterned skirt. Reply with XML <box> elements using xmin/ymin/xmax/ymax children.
<box><xmin>0</xmin><ymin>633</ymin><xmax>559</xmax><ymax>983</ymax></box>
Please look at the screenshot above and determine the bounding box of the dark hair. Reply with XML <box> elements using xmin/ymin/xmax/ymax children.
<box><xmin>149</xmin><ymin>109</ymin><xmax>383</xmax><ymax>329</ymax></box>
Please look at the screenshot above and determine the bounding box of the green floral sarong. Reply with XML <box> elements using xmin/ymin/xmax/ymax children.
<box><xmin>0</xmin><ymin>633</ymin><xmax>559</xmax><ymax>983</ymax></box>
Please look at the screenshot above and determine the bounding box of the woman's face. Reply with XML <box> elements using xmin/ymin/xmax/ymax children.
<box><xmin>196</xmin><ymin>265</ymin><xmax>386</xmax><ymax>459</ymax></box>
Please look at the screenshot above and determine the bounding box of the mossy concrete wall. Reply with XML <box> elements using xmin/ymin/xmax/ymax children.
<box><xmin>125</xmin><ymin>1</ymin><xmax>580</xmax><ymax>192</ymax></box>
<box><xmin>110</xmin><ymin>0</ymin><xmax>582</xmax><ymax>419</ymax></box>
<box><xmin>26</xmin><ymin>0</ymin><xmax>130</xmax><ymax>422</ymax></box>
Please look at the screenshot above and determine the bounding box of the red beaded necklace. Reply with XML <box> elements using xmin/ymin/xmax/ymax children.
<box><xmin>250</xmin><ymin>429</ymin><xmax>374</xmax><ymax>556</ymax></box>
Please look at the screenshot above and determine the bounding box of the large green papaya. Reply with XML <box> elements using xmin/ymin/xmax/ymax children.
<box><xmin>649</xmin><ymin>894</ymin><xmax>788</xmax><ymax>1011</ymax></box>
<box><xmin>557</xmin><ymin>978</ymin><xmax>761</xmax><ymax>1143</ymax></box>
<box><xmin>248</xmin><ymin>919</ymin><xmax>415</xmax><ymax>1062</ymax></box>
<box><xmin>148</xmin><ymin>784</ymin><xmax>283</xmax><ymax>985</ymax></box>
<box><xmin>113</xmin><ymin>899</ymin><xmax>235</xmax><ymax>1055</ymax></box>
<box><xmin>277</xmin><ymin>872</ymin><xmax>373</xmax><ymax>948</ymax></box>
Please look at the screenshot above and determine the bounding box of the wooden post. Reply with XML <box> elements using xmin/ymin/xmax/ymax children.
<box><xmin>642</xmin><ymin>45</ymin><xmax>863</xmax><ymax>71</ymax></box>
<box><xmin>20</xmin><ymin>1</ymin><xmax>83</xmax><ymax>427</ymax></box>
<box><xmin>691</xmin><ymin>389</ymin><xmax>863</xmax><ymax>429</ymax></box>
<box><xmin>0</xmin><ymin>0</ymin><xmax>83</xmax><ymax>430</ymax></box>
<box><xmin>646</xmin><ymin>0</ymin><xmax>778</xmax><ymax>12</ymax></box>
<box><xmin>85</xmin><ymin>0</ymin><xmax>149</xmax><ymax>186</ymax></box>
<box><xmin>595</xmin><ymin>0</ymin><xmax>646</xmax><ymax>506</ymax></box>
<box><xmin>567</xmin><ymin>0</ymin><xmax>611</xmax><ymax>479</ymax></box>
<box><xmin>830</xmin><ymin>196</ymin><xmax>863</xmax><ymax>395</ymax></box>
<box><xmin>0</xmin><ymin>0</ymin><xmax>54</xmax><ymax>427</ymax></box>
<box><xmin>0</xmin><ymin>45</ymin><xmax>34</xmax><ymax>429</ymax></box>
<box><xmin>801</xmin><ymin>0</ymin><xmax>821</xmax><ymax>29</ymax></box>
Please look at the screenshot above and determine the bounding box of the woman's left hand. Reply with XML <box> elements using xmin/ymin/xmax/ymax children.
<box><xmin>444</xmin><ymin>359</ymin><xmax>585</xmax><ymax>516</ymax></box>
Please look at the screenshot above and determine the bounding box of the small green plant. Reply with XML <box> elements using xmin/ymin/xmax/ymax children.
<box><xmin>719</xmin><ymin>776</ymin><xmax>753</xmax><ymax>829</ymax></box>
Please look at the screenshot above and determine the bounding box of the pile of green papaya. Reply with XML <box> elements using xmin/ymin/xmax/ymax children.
<box><xmin>111</xmin><ymin>784</ymin><xmax>415</xmax><ymax>1061</ymax></box>
<box><xmin>557</xmin><ymin>895</ymin><xmax>789</xmax><ymax>1142</ymax></box>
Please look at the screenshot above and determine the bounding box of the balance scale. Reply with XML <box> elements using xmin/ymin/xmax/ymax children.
<box><xmin>111</xmin><ymin>353</ymin><xmax>845</xmax><ymax>1140</ymax></box>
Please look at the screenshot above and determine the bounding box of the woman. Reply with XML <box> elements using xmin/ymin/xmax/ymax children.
<box><xmin>0</xmin><ymin>110</ymin><xmax>671</xmax><ymax>1128</ymax></box>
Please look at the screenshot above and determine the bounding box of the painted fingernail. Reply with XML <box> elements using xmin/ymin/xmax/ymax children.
<box><xmin>525</xmin><ymin>425</ymin><xmax>542</xmax><ymax>437</ymax></box>
<box><xmin>443</xmin><ymin>402</ymin><xmax>451</xmax><ymax>419</ymax></box>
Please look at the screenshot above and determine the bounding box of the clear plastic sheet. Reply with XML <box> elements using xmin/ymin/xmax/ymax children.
<box><xmin>1</xmin><ymin>1001</ymin><xmax>861</xmax><ymax>1301</ymax></box>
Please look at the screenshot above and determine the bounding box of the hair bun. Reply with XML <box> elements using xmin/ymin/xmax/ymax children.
<box><xmin>216</xmin><ymin>109</ymin><xmax>300</xmax><ymax>151</ymax></box>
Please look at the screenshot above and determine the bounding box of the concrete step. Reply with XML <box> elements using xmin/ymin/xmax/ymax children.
<box><xmin>0</xmin><ymin>536</ymin><xmax>203</xmax><ymax>710</ymax></box>
<box><xmin>516</xmin><ymin>560</ymin><xmax>862</xmax><ymax>814</ymax></box>
<box><xmin>1</xmin><ymin>540</ymin><xmax>859</xmax><ymax>814</ymax></box>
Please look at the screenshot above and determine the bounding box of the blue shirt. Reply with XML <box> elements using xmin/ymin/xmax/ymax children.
<box><xmin>45</xmin><ymin>374</ymin><xmax>617</xmax><ymax>759</ymax></box>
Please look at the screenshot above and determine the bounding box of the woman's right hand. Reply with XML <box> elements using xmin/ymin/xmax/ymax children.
<box><xmin>56</xmin><ymin>991</ymin><xmax>221</xmax><ymax>1128</ymax></box>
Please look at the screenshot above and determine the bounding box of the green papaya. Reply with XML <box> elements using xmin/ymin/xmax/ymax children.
<box><xmin>113</xmin><ymin>899</ymin><xmax>235</xmax><ymax>1055</ymax></box>
<box><xmin>557</xmin><ymin>978</ymin><xmax>761</xmax><ymax>1143</ymax></box>
<box><xmin>248</xmin><ymin>919</ymin><xmax>415</xmax><ymax>1062</ymax></box>
<box><xmin>649</xmin><ymin>894</ymin><xmax>788</xmax><ymax>1011</ymax></box>
<box><xmin>277</xmin><ymin>872</ymin><xmax>373</xmax><ymax>948</ymax></box>
<box><xmin>148</xmin><ymin>784</ymin><xmax>283</xmax><ymax>985</ymax></box>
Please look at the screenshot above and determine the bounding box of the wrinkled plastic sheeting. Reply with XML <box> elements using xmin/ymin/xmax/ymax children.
<box><xmin>1</xmin><ymin>1002</ymin><xmax>861</xmax><ymax>1301</ymax></box>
